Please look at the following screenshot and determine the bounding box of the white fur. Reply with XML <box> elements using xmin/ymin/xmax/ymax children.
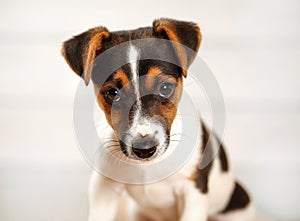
<box><xmin>128</xmin><ymin>45</ymin><xmax>141</xmax><ymax>129</ymax></box>
<box><xmin>89</xmin><ymin>107</ymin><xmax>255</xmax><ymax>221</ymax></box>
<box><xmin>88</xmin><ymin>171</ymin><xmax>125</xmax><ymax>221</ymax></box>
<box><xmin>136</xmin><ymin>124</ymin><xmax>149</xmax><ymax>137</ymax></box>
<box><xmin>126</xmin><ymin>45</ymin><xmax>167</xmax><ymax>159</ymax></box>
<box><xmin>207</xmin><ymin>136</ymin><xmax>235</xmax><ymax>215</ymax></box>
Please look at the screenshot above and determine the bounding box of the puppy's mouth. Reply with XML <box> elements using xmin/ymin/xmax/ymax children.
<box><xmin>119</xmin><ymin>135</ymin><xmax>170</xmax><ymax>161</ymax></box>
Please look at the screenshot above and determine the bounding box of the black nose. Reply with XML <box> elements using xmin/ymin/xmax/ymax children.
<box><xmin>132</xmin><ymin>137</ymin><xmax>158</xmax><ymax>159</ymax></box>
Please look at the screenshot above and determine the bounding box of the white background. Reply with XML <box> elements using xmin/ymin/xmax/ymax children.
<box><xmin>0</xmin><ymin>0</ymin><xmax>299</xmax><ymax>220</ymax></box>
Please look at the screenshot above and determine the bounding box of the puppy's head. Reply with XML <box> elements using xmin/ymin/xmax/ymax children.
<box><xmin>62</xmin><ymin>18</ymin><xmax>201</xmax><ymax>161</ymax></box>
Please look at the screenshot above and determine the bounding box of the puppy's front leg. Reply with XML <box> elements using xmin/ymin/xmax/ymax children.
<box><xmin>177</xmin><ymin>180</ymin><xmax>208</xmax><ymax>221</ymax></box>
<box><xmin>88</xmin><ymin>171</ymin><xmax>125</xmax><ymax>221</ymax></box>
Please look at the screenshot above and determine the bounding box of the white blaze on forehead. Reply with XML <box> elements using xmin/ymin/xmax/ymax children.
<box><xmin>128</xmin><ymin>45</ymin><xmax>141</xmax><ymax>127</ymax></box>
<box><xmin>127</xmin><ymin>46</ymin><xmax>166</xmax><ymax>152</ymax></box>
<box><xmin>128</xmin><ymin>45</ymin><xmax>139</xmax><ymax>82</ymax></box>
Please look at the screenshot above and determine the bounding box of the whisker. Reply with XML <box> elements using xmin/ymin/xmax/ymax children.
<box><xmin>170</xmin><ymin>133</ymin><xmax>182</xmax><ymax>137</ymax></box>
<box><xmin>172</xmin><ymin>133</ymin><xmax>190</xmax><ymax>138</ymax></box>
<box><xmin>102</xmin><ymin>138</ymin><xmax>118</xmax><ymax>141</ymax></box>
<box><xmin>103</xmin><ymin>142</ymin><xmax>119</xmax><ymax>146</ymax></box>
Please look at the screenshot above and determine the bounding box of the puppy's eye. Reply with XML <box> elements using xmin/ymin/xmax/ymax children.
<box><xmin>104</xmin><ymin>87</ymin><xmax>120</xmax><ymax>104</ymax></box>
<box><xmin>159</xmin><ymin>82</ymin><xmax>174</xmax><ymax>98</ymax></box>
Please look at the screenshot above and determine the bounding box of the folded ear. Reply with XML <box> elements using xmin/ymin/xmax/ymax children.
<box><xmin>153</xmin><ymin>18</ymin><xmax>201</xmax><ymax>77</ymax></box>
<box><xmin>61</xmin><ymin>27</ymin><xmax>110</xmax><ymax>85</ymax></box>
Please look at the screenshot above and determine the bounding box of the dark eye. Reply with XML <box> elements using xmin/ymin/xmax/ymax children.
<box><xmin>159</xmin><ymin>82</ymin><xmax>174</xmax><ymax>98</ymax></box>
<box><xmin>104</xmin><ymin>87</ymin><xmax>120</xmax><ymax>104</ymax></box>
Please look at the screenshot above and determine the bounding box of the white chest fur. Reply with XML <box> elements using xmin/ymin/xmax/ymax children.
<box><xmin>124</xmin><ymin>145</ymin><xmax>203</xmax><ymax>220</ymax></box>
<box><xmin>125</xmin><ymin>175</ymin><xmax>183</xmax><ymax>220</ymax></box>
<box><xmin>91</xmin><ymin>109</ymin><xmax>236</xmax><ymax>221</ymax></box>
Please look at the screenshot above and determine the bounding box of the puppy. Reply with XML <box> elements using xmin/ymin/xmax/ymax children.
<box><xmin>62</xmin><ymin>18</ymin><xmax>256</xmax><ymax>221</ymax></box>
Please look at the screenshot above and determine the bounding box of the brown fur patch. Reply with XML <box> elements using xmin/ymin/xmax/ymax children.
<box><xmin>145</xmin><ymin>67</ymin><xmax>162</xmax><ymax>90</ymax></box>
<box><xmin>153</xmin><ymin>21</ymin><xmax>188</xmax><ymax>76</ymax></box>
<box><xmin>153</xmin><ymin>18</ymin><xmax>201</xmax><ymax>77</ymax></box>
<box><xmin>157</xmin><ymin>76</ymin><xmax>183</xmax><ymax>131</ymax></box>
<box><xmin>188</xmin><ymin>123</ymin><xmax>214</xmax><ymax>193</ymax></box>
<box><xmin>61</xmin><ymin>27</ymin><xmax>110</xmax><ymax>85</ymax></box>
<box><xmin>83</xmin><ymin>29</ymin><xmax>110</xmax><ymax>85</ymax></box>
<box><xmin>94</xmin><ymin>84</ymin><xmax>113</xmax><ymax>127</ymax></box>
<box><xmin>145</xmin><ymin>67</ymin><xmax>179</xmax><ymax>91</ymax></box>
<box><xmin>112</xmin><ymin>69</ymin><xmax>131</xmax><ymax>92</ymax></box>
<box><xmin>93</xmin><ymin>69</ymin><xmax>131</xmax><ymax>129</ymax></box>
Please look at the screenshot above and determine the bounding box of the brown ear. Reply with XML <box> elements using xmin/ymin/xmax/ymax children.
<box><xmin>61</xmin><ymin>27</ymin><xmax>110</xmax><ymax>85</ymax></box>
<box><xmin>153</xmin><ymin>18</ymin><xmax>201</xmax><ymax>77</ymax></box>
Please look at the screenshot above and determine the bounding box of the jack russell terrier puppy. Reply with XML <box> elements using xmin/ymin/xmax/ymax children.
<box><xmin>62</xmin><ymin>18</ymin><xmax>256</xmax><ymax>221</ymax></box>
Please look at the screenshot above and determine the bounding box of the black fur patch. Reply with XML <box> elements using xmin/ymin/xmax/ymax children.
<box><xmin>218</xmin><ymin>142</ymin><xmax>229</xmax><ymax>172</ymax></box>
<box><xmin>63</xmin><ymin>31</ymin><xmax>93</xmax><ymax>76</ymax></box>
<box><xmin>221</xmin><ymin>182</ymin><xmax>250</xmax><ymax>213</ymax></box>
<box><xmin>194</xmin><ymin>123</ymin><xmax>214</xmax><ymax>193</ymax></box>
<box><xmin>193</xmin><ymin>123</ymin><xmax>230</xmax><ymax>193</ymax></box>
